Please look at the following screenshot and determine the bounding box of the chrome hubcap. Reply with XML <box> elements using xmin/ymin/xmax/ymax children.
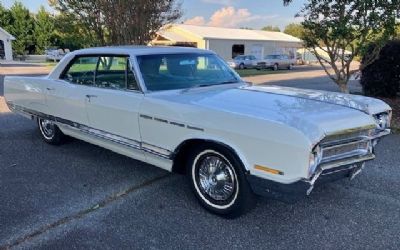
<box><xmin>39</xmin><ymin>119</ymin><xmax>55</xmax><ymax>138</ymax></box>
<box><xmin>197</xmin><ymin>155</ymin><xmax>235</xmax><ymax>201</ymax></box>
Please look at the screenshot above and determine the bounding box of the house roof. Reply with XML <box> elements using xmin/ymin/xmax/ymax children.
<box><xmin>0</xmin><ymin>27</ymin><xmax>16</xmax><ymax>40</ymax></box>
<box><xmin>157</xmin><ymin>30</ymin><xmax>193</xmax><ymax>43</ymax></box>
<box><xmin>169</xmin><ymin>24</ymin><xmax>302</xmax><ymax>43</ymax></box>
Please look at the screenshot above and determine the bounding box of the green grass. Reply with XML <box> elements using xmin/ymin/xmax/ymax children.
<box><xmin>236</xmin><ymin>69</ymin><xmax>289</xmax><ymax>77</ymax></box>
<box><xmin>43</xmin><ymin>62</ymin><xmax>58</xmax><ymax>68</ymax></box>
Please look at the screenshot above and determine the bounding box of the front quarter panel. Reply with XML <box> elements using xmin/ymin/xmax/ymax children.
<box><xmin>139</xmin><ymin>95</ymin><xmax>312</xmax><ymax>184</ymax></box>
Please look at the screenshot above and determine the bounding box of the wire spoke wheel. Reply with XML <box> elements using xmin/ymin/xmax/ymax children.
<box><xmin>197</xmin><ymin>155</ymin><xmax>236</xmax><ymax>201</ymax></box>
<box><xmin>38</xmin><ymin>118</ymin><xmax>56</xmax><ymax>140</ymax></box>
<box><xmin>192</xmin><ymin>150</ymin><xmax>239</xmax><ymax>210</ymax></box>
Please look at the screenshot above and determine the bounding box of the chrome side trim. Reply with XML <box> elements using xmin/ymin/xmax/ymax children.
<box><xmin>187</xmin><ymin>125</ymin><xmax>204</xmax><ymax>132</ymax></box>
<box><xmin>139</xmin><ymin>114</ymin><xmax>153</xmax><ymax>120</ymax></box>
<box><xmin>154</xmin><ymin>117</ymin><xmax>168</xmax><ymax>124</ymax></box>
<box><xmin>141</xmin><ymin>142</ymin><xmax>172</xmax><ymax>159</ymax></box>
<box><xmin>139</xmin><ymin>114</ymin><xmax>205</xmax><ymax>132</ymax></box>
<box><xmin>10</xmin><ymin>104</ymin><xmax>173</xmax><ymax>159</ymax></box>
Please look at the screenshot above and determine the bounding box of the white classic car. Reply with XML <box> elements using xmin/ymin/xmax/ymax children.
<box><xmin>4</xmin><ymin>46</ymin><xmax>391</xmax><ymax>217</ymax></box>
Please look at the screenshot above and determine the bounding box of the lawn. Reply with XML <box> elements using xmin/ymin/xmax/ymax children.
<box><xmin>235</xmin><ymin>69</ymin><xmax>289</xmax><ymax>77</ymax></box>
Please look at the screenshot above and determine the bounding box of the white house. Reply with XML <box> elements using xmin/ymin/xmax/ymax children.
<box><xmin>151</xmin><ymin>24</ymin><xmax>303</xmax><ymax>61</ymax></box>
<box><xmin>0</xmin><ymin>27</ymin><xmax>15</xmax><ymax>61</ymax></box>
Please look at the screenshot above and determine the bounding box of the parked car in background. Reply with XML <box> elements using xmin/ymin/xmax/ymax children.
<box><xmin>256</xmin><ymin>54</ymin><xmax>296</xmax><ymax>71</ymax></box>
<box><xmin>4</xmin><ymin>46</ymin><xmax>392</xmax><ymax>217</ymax></box>
<box><xmin>45</xmin><ymin>48</ymin><xmax>70</xmax><ymax>62</ymax></box>
<box><xmin>228</xmin><ymin>55</ymin><xmax>258</xmax><ymax>69</ymax></box>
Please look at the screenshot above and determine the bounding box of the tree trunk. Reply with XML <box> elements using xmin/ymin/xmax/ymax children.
<box><xmin>337</xmin><ymin>80</ymin><xmax>350</xmax><ymax>94</ymax></box>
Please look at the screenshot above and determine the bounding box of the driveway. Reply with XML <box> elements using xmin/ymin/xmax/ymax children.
<box><xmin>1</xmin><ymin>67</ymin><xmax>399</xmax><ymax>249</ymax></box>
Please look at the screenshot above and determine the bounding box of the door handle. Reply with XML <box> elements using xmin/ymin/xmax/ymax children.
<box><xmin>85</xmin><ymin>94</ymin><xmax>97</xmax><ymax>98</ymax></box>
<box><xmin>85</xmin><ymin>94</ymin><xmax>97</xmax><ymax>102</ymax></box>
<box><xmin>46</xmin><ymin>87</ymin><xmax>55</xmax><ymax>91</ymax></box>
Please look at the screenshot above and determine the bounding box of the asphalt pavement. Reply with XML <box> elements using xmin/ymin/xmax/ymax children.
<box><xmin>1</xmin><ymin>72</ymin><xmax>399</xmax><ymax>249</ymax></box>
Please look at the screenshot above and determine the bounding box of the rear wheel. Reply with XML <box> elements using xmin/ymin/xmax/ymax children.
<box><xmin>38</xmin><ymin>118</ymin><xmax>65</xmax><ymax>145</ymax></box>
<box><xmin>288</xmin><ymin>64</ymin><xmax>294</xmax><ymax>70</ymax></box>
<box><xmin>273</xmin><ymin>64</ymin><xmax>279</xmax><ymax>71</ymax></box>
<box><xmin>187</xmin><ymin>144</ymin><xmax>256</xmax><ymax>218</ymax></box>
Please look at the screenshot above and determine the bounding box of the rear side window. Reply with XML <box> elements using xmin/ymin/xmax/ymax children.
<box><xmin>96</xmin><ymin>56</ymin><xmax>127</xmax><ymax>90</ymax></box>
<box><xmin>62</xmin><ymin>56</ymin><xmax>98</xmax><ymax>86</ymax></box>
<box><xmin>62</xmin><ymin>55</ymin><xmax>140</xmax><ymax>91</ymax></box>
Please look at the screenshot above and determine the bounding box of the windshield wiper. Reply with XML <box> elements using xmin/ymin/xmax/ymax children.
<box><xmin>215</xmin><ymin>80</ymin><xmax>240</xmax><ymax>85</ymax></box>
<box><xmin>181</xmin><ymin>80</ymin><xmax>240</xmax><ymax>93</ymax></box>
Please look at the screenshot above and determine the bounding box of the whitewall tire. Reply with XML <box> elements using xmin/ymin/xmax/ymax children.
<box><xmin>187</xmin><ymin>144</ymin><xmax>256</xmax><ymax>218</ymax></box>
<box><xmin>37</xmin><ymin>118</ymin><xmax>65</xmax><ymax>145</ymax></box>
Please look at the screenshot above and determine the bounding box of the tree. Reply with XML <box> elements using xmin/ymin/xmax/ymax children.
<box><xmin>102</xmin><ymin>0</ymin><xmax>182</xmax><ymax>45</ymax></box>
<box><xmin>51</xmin><ymin>13</ymin><xmax>99</xmax><ymax>50</ymax></box>
<box><xmin>0</xmin><ymin>3</ymin><xmax>13</xmax><ymax>31</ymax></box>
<box><xmin>361</xmin><ymin>40</ymin><xmax>400</xmax><ymax>97</ymax></box>
<box><xmin>8</xmin><ymin>2</ymin><xmax>35</xmax><ymax>55</ymax></box>
<box><xmin>34</xmin><ymin>6</ymin><xmax>54</xmax><ymax>54</ymax></box>
<box><xmin>283</xmin><ymin>23</ymin><xmax>304</xmax><ymax>38</ymax></box>
<box><xmin>291</xmin><ymin>0</ymin><xmax>400</xmax><ymax>93</ymax></box>
<box><xmin>50</xmin><ymin>0</ymin><xmax>183</xmax><ymax>46</ymax></box>
<box><xmin>261</xmin><ymin>25</ymin><xmax>281</xmax><ymax>32</ymax></box>
<box><xmin>49</xmin><ymin>0</ymin><xmax>106</xmax><ymax>46</ymax></box>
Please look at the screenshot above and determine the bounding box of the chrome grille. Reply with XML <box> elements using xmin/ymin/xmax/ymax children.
<box><xmin>320</xmin><ymin>129</ymin><xmax>374</xmax><ymax>163</ymax></box>
<box><xmin>321</xmin><ymin>129</ymin><xmax>373</xmax><ymax>146</ymax></box>
<box><xmin>321</xmin><ymin>140</ymin><xmax>371</xmax><ymax>163</ymax></box>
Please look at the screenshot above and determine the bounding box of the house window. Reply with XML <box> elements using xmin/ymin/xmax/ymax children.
<box><xmin>232</xmin><ymin>44</ymin><xmax>244</xmax><ymax>58</ymax></box>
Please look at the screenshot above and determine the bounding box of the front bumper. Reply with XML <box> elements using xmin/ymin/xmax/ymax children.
<box><xmin>247</xmin><ymin>128</ymin><xmax>390</xmax><ymax>203</ymax></box>
<box><xmin>247</xmin><ymin>154</ymin><xmax>374</xmax><ymax>203</ymax></box>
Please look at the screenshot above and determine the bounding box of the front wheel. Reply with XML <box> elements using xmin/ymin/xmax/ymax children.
<box><xmin>273</xmin><ymin>64</ymin><xmax>279</xmax><ymax>71</ymax></box>
<box><xmin>187</xmin><ymin>145</ymin><xmax>256</xmax><ymax>218</ymax></box>
<box><xmin>38</xmin><ymin>118</ymin><xmax>65</xmax><ymax>145</ymax></box>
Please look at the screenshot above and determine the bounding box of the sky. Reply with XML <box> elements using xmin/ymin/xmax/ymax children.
<box><xmin>1</xmin><ymin>0</ymin><xmax>306</xmax><ymax>30</ymax></box>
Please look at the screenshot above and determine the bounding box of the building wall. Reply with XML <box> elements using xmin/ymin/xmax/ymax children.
<box><xmin>0</xmin><ymin>32</ymin><xmax>13</xmax><ymax>61</ymax></box>
<box><xmin>207</xmin><ymin>39</ymin><xmax>302</xmax><ymax>61</ymax></box>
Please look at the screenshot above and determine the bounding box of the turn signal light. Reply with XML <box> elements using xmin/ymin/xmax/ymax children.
<box><xmin>254</xmin><ymin>165</ymin><xmax>284</xmax><ymax>175</ymax></box>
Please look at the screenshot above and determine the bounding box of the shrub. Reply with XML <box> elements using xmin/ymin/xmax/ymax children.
<box><xmin>361</xmin><ymin>40</ymin><xmax>400</xmax><ymax>97</ymax></box>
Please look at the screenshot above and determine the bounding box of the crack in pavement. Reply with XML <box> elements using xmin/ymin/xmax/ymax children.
<box><xmin>0</xmin><ymin>173</ymin><xmax>172</xmax><ymax>250</ymax></box>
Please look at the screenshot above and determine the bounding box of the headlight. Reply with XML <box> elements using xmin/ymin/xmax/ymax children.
<box><xmin>308</xmin><ymin>145</ymin><xmax>322</xmax><ymax>177</ymax></box>
<box><xmin>374</xmin><ymin>111</ymin><xmax>392</xmax><ymax>130</ymax></box>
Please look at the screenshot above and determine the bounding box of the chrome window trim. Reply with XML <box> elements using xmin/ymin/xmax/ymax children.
<box><xmin>57</xmin><ymin>53</ymin><xmax>144</xmax><ymax>94</ymax></box>
<box><xmin>130</xmin><ymin>55</ymin><xmax>148</xmax><ymax>93</ymax></box>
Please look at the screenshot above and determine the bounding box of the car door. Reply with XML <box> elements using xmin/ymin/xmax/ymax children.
<box><xmin>282</xmin><ymin>55</ymin><xmax>290</xmax><ymax>68</ymax></box>
<box><xmin>242</xmin><ymin>56</ymin><xmax>250</xmax><ymax>67</ymax></box>
<box><xmin>83</xmin><ymin>55</ymin><xmax>145</xmax><ymax>157</ymax></box>
<box><xmin>45</xmin><ymin>56</ymin><xmax>99</xmax><ymax>126</ymax></box>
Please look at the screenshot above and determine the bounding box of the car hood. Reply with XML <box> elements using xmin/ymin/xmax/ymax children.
<box><xmin>153</xmin><ymin>84</ymin><xmax>390</xmax><ymax>143</ymax></box>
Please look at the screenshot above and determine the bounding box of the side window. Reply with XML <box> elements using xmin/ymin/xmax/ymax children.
<box><xmin>62</xmin><ymin>56</ymin><xmax>98</xmax><ymax>86</ymax></box>
<box><xmin>96</xmin><ymin>56</ymin><xmax>127</xmax><ymax>89</ymax></box>
<box><xmin>95</xmin><ymin>56</ymin><xmax>139</xmax><ymax>91</ymax></box>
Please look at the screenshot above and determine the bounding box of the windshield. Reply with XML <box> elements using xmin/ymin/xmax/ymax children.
<box><xmin>137</xmin><ymin>53</ymin><xmax>241</xmax><ymax>91</ymax></box>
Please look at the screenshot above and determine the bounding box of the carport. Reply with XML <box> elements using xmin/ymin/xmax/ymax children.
<box><xmin>0</xmin><ymin>27</ymin><xmax>15</xmax><ymax>61</ymax></box>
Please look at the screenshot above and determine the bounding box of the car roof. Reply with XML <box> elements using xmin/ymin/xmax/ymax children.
<box><xmin>70</xmin><ymin>46</ymin><xmax>213</xmax><ymax>56</ymax></box>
